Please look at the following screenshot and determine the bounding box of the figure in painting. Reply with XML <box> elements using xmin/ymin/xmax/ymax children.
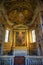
<box><xmin>16</xmin><ymin>31</ymin><xmax>26</xmax><ymax>46</ymax></box>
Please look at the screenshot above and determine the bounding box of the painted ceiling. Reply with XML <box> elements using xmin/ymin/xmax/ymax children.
<box><xmin>0</xmin><ymin>0</ymin><xmax>42</xmax><ymax>26</ymax></box>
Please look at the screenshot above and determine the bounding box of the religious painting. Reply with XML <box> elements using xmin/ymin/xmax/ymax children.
<box><xmin>15</xmin><ymin>31</ymin><xmax>26</xmax><ymax>46</ymax></box>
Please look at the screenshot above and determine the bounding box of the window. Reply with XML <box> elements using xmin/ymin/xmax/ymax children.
<box><xmin>5</xmin><ymin>30</ymin><xmax>9</xmax><ymax>42</ymax></box>
<box><xmin>32</xmin><ymin>30</ymin><xmax>36</xmax><ymax>42</ymax></box>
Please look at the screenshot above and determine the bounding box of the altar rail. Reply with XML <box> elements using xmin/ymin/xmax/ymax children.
<box><xmin>26</xmin><ymin>56</ymin><xmax>43</xmax><ymax>65</ymax></box>
<box><xmin>0</xmin><ymin>56</ymin><xmax>43</xmax><ymax>65</ymax></box>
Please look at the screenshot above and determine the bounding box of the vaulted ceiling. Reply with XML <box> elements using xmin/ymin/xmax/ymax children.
<box><xmin>0</xmin><ymin>0</ymin><xmax>42</xmax><ymax>26</ymax></box>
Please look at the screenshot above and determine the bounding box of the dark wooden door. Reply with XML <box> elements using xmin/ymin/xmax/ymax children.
<box><xmin>14</xmin><ymin>56</ymin><xmax>25</xmax><ymax>65</ymax></box>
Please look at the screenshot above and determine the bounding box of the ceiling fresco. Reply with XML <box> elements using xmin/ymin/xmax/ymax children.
<box><xmin>0</xmin><ymin>0</ymin><xmax>42</xmax><ymax>26</ymax></box>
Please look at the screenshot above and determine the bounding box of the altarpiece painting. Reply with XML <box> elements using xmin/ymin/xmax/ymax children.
<box><xmin>15</xmin><ymin>30</ymin><xmax>27</xmax><ymax>46</ymax></box>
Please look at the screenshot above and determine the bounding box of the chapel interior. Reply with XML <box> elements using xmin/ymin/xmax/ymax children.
<box><xmin>0</xmin><ymin>0</ymin><xmax>43</xmax><ymax>65</ymax></box>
